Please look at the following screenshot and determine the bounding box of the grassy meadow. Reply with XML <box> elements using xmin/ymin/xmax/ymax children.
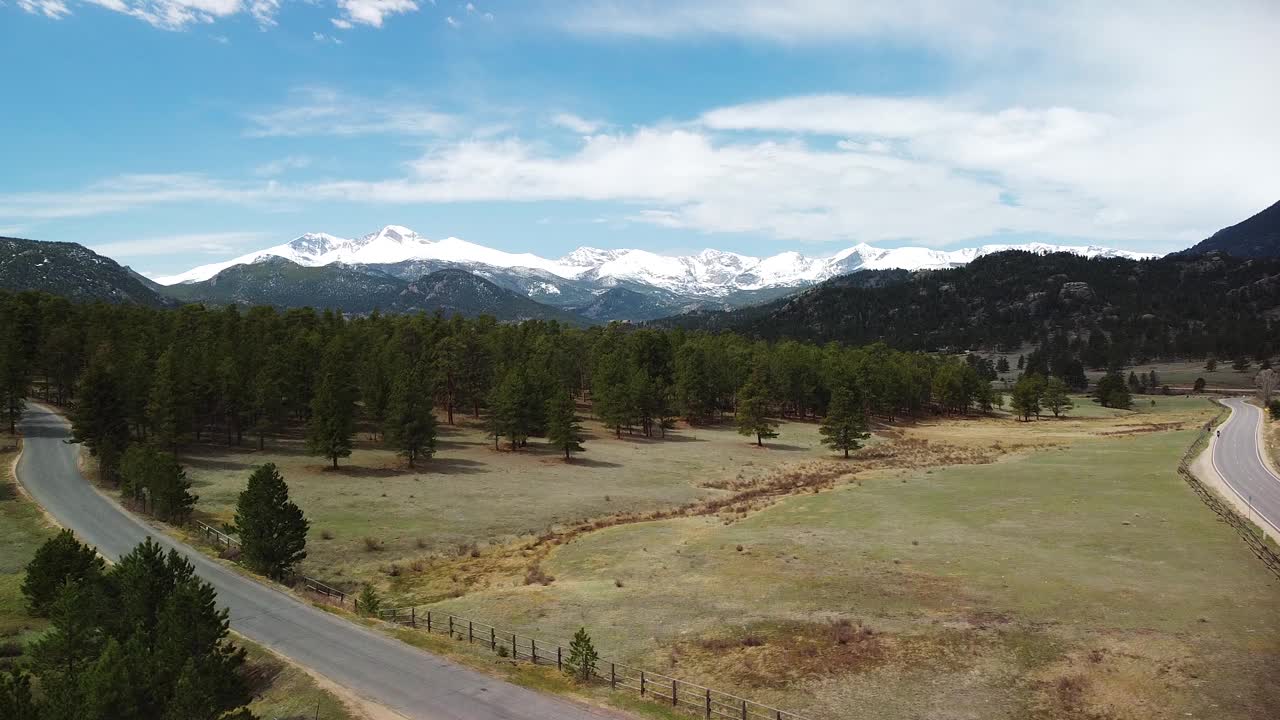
<box><xmin>171</xmin><ymin>393</ymin><xmax>1280</xmax><ymax>720</ymax></box>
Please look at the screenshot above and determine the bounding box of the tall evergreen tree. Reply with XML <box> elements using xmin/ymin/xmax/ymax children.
<box><xmin>735</xmin><ymin>380</ymin><xmax>778</xmax><ymax>447</ymax></box>
<box><xmin>119</xmin><ymin>445</ymin><xmax>196</xmax><ymax>522</ymax></box>
<box><xmin>1041</xmin><ymin>376</ymin><xmax>1074</xmax><ymax>418</ymax></box>
<box><xmin>306</xmin><ymin>337</ymin><xmax>357</xmax><ymax>469</ymax></box>
<box><xmin>1010</xmin><ymin>374</ymin><xmax>1044</xmax><ymax>421</ymax></box>
<box><xmin>1094</xmin><ymin>371</ymin><xmax>1133</xmax><ymax>409</ymax></box>
<box><xmin>384</xmin><ymin>356</ymin><xmax>438</xmax><ymax>467</ymax></box>
<box><xmin>0</xmin><ymin>319</ymin><xmax>29</xmax><ymax>434</ymax></box>
<box><xmin>233</xmin><ymin>463</ymin><xmax>308</xmax><ymax>580</ymax></box>
<box><xmin>21</xmin><ymin>529</ymin><xmax>105</xmax><ymax>617</ymax></box>
<box><xmin>545</xmin><ymin>389</ymin><xmax>586</xmax><ymax>461</ymax></box>
<box><xmin>70</xmin><ymin>345</ymin><xmax>131</xmax><ymax>485</ymax></box>
<box><xmin>486</xmin><ymin>368</ymin><xmax>531</xmax><ymax>450</ymax></box>
<box><xmin>819</xmin><ymin>385</ymin><xmax>869</xmax><ymax>458</ymax></box>
<box><xmin>147</xmin><ymin>348</ymin><xmax>182</xmax><ymax>449</ymax></box>
<box><xmin>0</xmin><ymin>669</ymin><xmax>39</xmax><ymax>720</ymax></box>
<box><xmin>250</xmin><ymin>356</ymin><xmax>287</xmax><ymax>451</ymax></box>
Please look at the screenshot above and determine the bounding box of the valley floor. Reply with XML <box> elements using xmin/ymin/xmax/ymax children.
<box><xmin>178</xmin><ymin>396</ymin><xmax>1280</xmax><ymax>720</ymax></box>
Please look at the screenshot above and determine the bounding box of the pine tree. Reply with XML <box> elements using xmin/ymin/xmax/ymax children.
<box><xmin>819</xmin><ymin>385</ymin><xmax>869</xmax><ymax>458</ymax></box>
<box><xmin>0</xmin><ymin>320</ymin><xmax>28</xmax><ymax>435</ymax></box>
<box><xmin>233</xmin><ymin>463</ymin><xmax>308</xmax><ymax>580</ymax></box>
<box><xmin>564</xmin><ymin>627</ymin><xmax>599</xmax><ymax>682</ymax></box>
<box><xmin>735</xmin><ymin>380</ymin><xmax>778</xmax><ymax>447</ymax></box>
<box><xmin>119</xmin><ymin>445</ymin><xmax>197</xmax><ymax>522</ymax></box>
<box><xmin>995</xmin><ymin>356</ymin><xmax>1010</xmax><ymax>374</ymax></box>
<box><xmin>545</xmin><ymin>389</ymin><xmax>585</xmax><ymax>461</ymax></box>
<box><xmin>1010</xmin><ymin>374</ymin><xmax>1044</xmax><ymax>421</ymax></box>
<box><xmin>1205</xmin><ymin>357</ymin><xmax>1217</xmax><ymax>372</ymax></box>
<box><xmin>486</xmin><ymin>368</ymin><xmax>530</xmax><ymax>450</ymax></box>
<box><xmin>70</xmin><ymin>345</ymin><xmax>131</xmax><ymax>485</ymax></box>
<box><xmin>1233</xmin><ymin>356</ymin><xmax>1252</xmax><ymax>373</ymax></box>
<box><xmin>384</xmin><ymin>356</ymin><xmax>438</xmax><ymax>467</ymax></box>
<box><xmin>306</xmin><ymin>337</ymin><xmax>357</xmax><ymax>469</ymax></box>
<box><xmin>250</xmin><ymin>356</ymin><xmax>286</xmax><ymax>451</ymax></box>
<box><xmin>147</xmin><ymin>348</ymin><xmax>182</xmax><ymax>449</ymax></box>
<box><xmin>21</xmin><ymin>530</ymin><xmax>105</xmax><ymax>617</ymax></box>
<box><xmin>357</xmin><ymin>585</ymin><xmax>381</xmax><ymax>617</ymax></box>
<box><xmin>0</xmin><ymin>668</ymin><xmax>39</xmax><ymax>720</ymax></box>
<box><xmin>1094</xmin><ymin>371</ymin><xmax>1133</xmax><ymax>409</ymax></box>
<box><xmin>1041</xmin><ymin>377</ymin><xmax>1074</xmax><ymax>418</ymax></box>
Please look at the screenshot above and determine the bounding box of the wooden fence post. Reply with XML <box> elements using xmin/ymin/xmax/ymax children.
<box><xmin>672</xmin><ymin>680</ymin><xmax>678</xmax><ymax>706</ymax></box>
<box><xmin>448</xmin><ymin>616</ymin><xmax>454</xmax><ymax>637</ymax></box>
<box><xmin>490</xmin><ymin>627</ymin><xmax>496</xmax><ymax>651</ymax></box>
<box><xmin>410</xmin><ymin>607</ymin><xmax>416</xmax><ymax>628</ymax></box>
<box><xmin>640</xmin><ymin>671</ymin><xmax>646</xmax><ymax>697</ymax></box>
<box><xmin>511</xmin><ymin>633</ymin><xmax>517</xmax><ymax>658</ymax></box>
<box><xmin>706</xmin><ymin>689</ymin><xmax>711</xmax><ymax>719</ymax></box>
<box><xmin>557</xmin><ymin>646</ymin><xmax>562</xmax><ymax>671</ymax></box>
<box><xmin>610</xmin><ymin>663</ymin><xmax>616</xmax><ymax>689</ymax></box>
<box><xmin>531</xmin><ymin>638</ymin><xmax>537</xmax><ymax>664</ymax></box>
<box><xmin>426</xmin><ymin>611</ymin><xmax>432</xmax><ymax>632</ymax></box>
<box><xmin>468</xmin><ymin>621</ymin><xmax>473</xmax><ymax>644</ymax></box>
<box><xmin>741</xmin><ymin>700</ymin><xmax>747</xmax><ymax>720</ymax></box>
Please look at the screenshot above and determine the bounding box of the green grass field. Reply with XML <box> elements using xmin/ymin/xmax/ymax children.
<box><xmin>410</xmin><ymin>400</ymin><xmax>1280</xmax><ymax>720</ymax></box>
<box><xmin>0</xmin><ymin>435</ymin><xmax>359</xmax><ymax>720</ymax></box>
<box><xmin>182</xmin><ymin>416</ymin><xmax>830</xmax><ymax>587</ymax></box>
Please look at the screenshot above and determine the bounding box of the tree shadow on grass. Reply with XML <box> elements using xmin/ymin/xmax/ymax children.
<box><xmin>417</xmin><ymin>457</ymin><xmax>489</xmax><ymax>476</ymax></box>
<box><xmin>182</xmin><ymin>455</ymin><xmax>254</xmax><ymax>473</ymax></box>
<box><xmin>757</xmin><ymin>442</ymin><xmax>810</xmax><ymax>452</ymax></box>
<box><xmin>561</xmin><ymin>457</ymin><xmax>624</xmax><ymax>469</ymax></box>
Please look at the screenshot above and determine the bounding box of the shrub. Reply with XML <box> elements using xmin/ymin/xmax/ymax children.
<box><xmin>564</xmin><ymin>627</ymin><xmax>599</xmax><ymax>682</ymax></box>
<box><xmin>356</xmin><ymin>585</ymin><xmax>381</xmax><ymax>616</ymax></box>
<box><xmin>363</xmin><ymin>536</ymin><xmax>384</xmax><ymax>552</ymax></box>
<box><xmin>321</xmin><ymin>529</ymin><xmax>334</xmax><ymax>540</ymax></box>
<box><xmin>497</xmin><ymin>645</ymin><xmax>509</xmax><ymax>658</ymax></box>
<box><xmin>524</xmin><ymin>564</ymin><xmax>555</xmax><ymax>586</ymax></box>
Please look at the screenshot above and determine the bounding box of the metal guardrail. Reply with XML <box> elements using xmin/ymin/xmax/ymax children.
<box><xmin>377</xmin><ymin>606</ymin><xmax>808</xmax><ymax>720</ymax></box>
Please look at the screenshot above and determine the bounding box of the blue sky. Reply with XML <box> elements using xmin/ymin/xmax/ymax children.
<box><xmin>2</xmin><ymin>1</ymin><xmax>1278</xmax><ymax>276</ymax></box>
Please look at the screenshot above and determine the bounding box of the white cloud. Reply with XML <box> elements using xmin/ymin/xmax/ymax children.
<box><xmin>79</xmin><ymin>0</ymin><xmax>249</xmax><ymax>30</ymax></box>
<box><xmin>312</xmin><ymin>31</ymin><xmax>343</xmax><ymax>43</ymax></box>
<box><xmin>334</xmin><ymin>0</ymin><xmax>417</xmax><ymax>28</ymax></box>
<box><xmin>254</xmin><ymin>155</ymin><xmax>313</xmax><ymax>177</ymax></box>
<box><xmin>551</xmin><ymin>112</ymin><xmax>603</xmax><ymax>134</ymax></box>
<box><xmin>244</xmin><ymin>87</ymin><xmax>455</xmax><ymax>137</ymax></box>
<box><xmin>91</xmin><ymin>231</ymin><xmax>274</xmax><ymax>258</ymax></box>
<box><xmin>330</xmin><ymin>17</ymin><xmax>352</xmax><ymax>28</ymax></box>
<box><xmin>17</xmin><ymin>0</ymin><xmax>71</xmax><ymax>17</ymax></box>
<box><xmin>0</xmin><ymin>174</ymin><xmax>268</xmax><ymax>222</ymax></box>
<box><xmin>444</xmin><ymin>15</ymin><xmax>458</xmax><ymax>27</ymax></box>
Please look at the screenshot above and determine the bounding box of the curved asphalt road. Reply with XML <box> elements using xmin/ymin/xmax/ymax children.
<box><xmin>1213</xmin><ymin>398</ymin><xmax>1280</xmax><ymax>535</ymax></box>
<box><xmin>16</xmin><ymin>403</ymin><xmax>620</xmax><ymax>720</ymax></box>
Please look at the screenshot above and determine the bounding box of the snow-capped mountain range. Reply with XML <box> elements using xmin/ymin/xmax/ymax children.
<box><xmin>155</xmin><ymin>225</ymin><xmax>1156</xmax><ymax>300</ymax></box>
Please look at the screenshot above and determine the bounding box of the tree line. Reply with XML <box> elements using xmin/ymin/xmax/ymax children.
<box><xmin>0</xmin><ymin>290</ymin><xmax>1040</xmax><ymax>475</ymax></box>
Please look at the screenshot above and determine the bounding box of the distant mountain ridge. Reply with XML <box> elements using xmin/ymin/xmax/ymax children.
<box><xmin>162</xmin><ymin>258</ymin><xmax>584</xmax><ymax>323</ymax></box>
<box><xmin>1180</xmin><ymin>199</ymin><xmax>1280</xmax><ymax>258</ymax></box>
<box><xmin>155</xmin><ymin>224</ymin><xmax>1155</xmax><ymax>299</ymax></box>
<box><xmin>0</xmin><ymin>236</ymin><xmax>173</xmax><ymax>307</ymax></box>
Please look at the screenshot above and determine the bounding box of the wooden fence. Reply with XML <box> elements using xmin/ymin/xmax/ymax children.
<box><xmin>190</xmin><ymin>519</ymin><xmax>808</xmax><ymax>719</ymax></box>
<box><xmin>1176</xmin><ymin>402</ymin><xmax>1280</xmax><ymax>579</ymax></box>
<box><xmin>377</xmin><ymin>605</ymin><xmax>808</xmax><ymax>720</ymax></box>
<box><xmin>191</xmin><ymin>520</ymin><xmax>349</xmax><ymax>606</ymax></box>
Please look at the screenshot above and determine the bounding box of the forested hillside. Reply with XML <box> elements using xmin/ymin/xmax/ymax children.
<box><xmin>659</xmin><ymin>251</ymin><xmax>1280</xmax><ymax>362</ymax></box>
<box><xmin>1179</xmin><ymin>199</ymin><xmax>1280</xmax><ymax>258</ymax></box>
<box><xmin>0</xmin><ymin>237</ymin><xmax>173</xmax><ymax>307</ymax></box>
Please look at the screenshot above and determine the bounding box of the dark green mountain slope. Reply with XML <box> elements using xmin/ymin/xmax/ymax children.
<box><xmin>658</xmin><ymin>251</ymin><xmax>1280</xmax><ymax>360</ymax></box>
<box><xmin>1180</xmin><ymin>199</ymin><xmax>1280</xmax><ymax>258</ymax></box>
<box><xmin>0</xmin><ymin>236</ymin><xmax>173</xmax><ymax>307</ymax></box>
<box><xmin>166</xmin><ymin>258</ymin><xmax>584</xmax><ymax>323</ymax></box>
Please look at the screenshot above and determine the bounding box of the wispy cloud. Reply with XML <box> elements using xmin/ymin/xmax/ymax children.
<box><xmin>244</xmin><ymin>87</ymin><xmax>456</xmax><ymax>138</ymax></box>
<box><xmin>253</xmin><ymin>155</ymin><xmax>313</xmax><ymax>177</ymax></box>
<box><xmin>91</xmin><ymin>231</ymin><xmax>275</xmax><ymax>258</ymax></box>
<box><xmin>333</xmin><ymin>0</ymin><xmax>418</xmax><ymax>28</ymax></box>
<box><xmin>551</xmin><ymin>112</ymin><xmax>604</xmax><ymax>134</ymax></box>
<box><xmin>0</xmin><ymin>174</ymin><xmax>269</xmax><ymax>222</ymax></box>
<box><xmin>17</xmin><ymin>0</ymin><xmax>70</xmax><ymax>18</ymax></box>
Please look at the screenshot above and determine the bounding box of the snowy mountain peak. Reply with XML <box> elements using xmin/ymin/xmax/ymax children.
<box><xmin>155</xmin><ymin>226</ymin><xmax>1158</xmax><ymax>301</ymax></box>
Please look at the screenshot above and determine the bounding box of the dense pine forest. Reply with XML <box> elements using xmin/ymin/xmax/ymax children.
<box><xmin>0</xmin><ymin>289</ymin><xmax>1026</xmax><ymax>476</ymax></box>
<box><xmin>660</xmin><ymin>251</ymin><xmax>1280</xmax><ymax>360</ymax></box>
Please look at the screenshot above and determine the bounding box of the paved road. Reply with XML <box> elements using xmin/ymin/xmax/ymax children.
<box><xmin>1213</xmin><ymin>398</ymin><xmax>1280</xmax><ymax>534</ymax></box>
<box><xmin>16</xmin><ymin>403</ymin><xmax>620</xmax><ymax>720</ymax></box>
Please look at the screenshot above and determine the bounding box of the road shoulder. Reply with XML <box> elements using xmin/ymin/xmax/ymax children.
<box><xmin>1192</xmin><ymin>405</ymin><xmax>1280</xmax><ymax>544</ymax></box>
